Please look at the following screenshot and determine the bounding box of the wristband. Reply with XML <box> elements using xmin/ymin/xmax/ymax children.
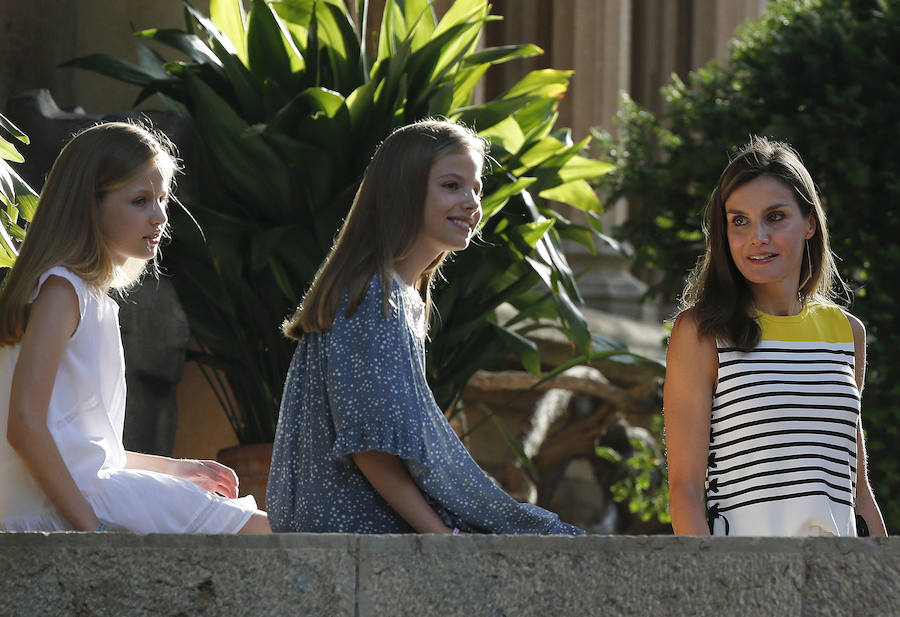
<box><xmin>451</xmin><ymin>527</ymin><xmax>460</xmax><ymax>535</ymax></box>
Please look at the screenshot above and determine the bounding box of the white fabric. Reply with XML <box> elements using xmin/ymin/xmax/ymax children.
<box><xmin>708</xmin><ymin>335</ymin><xmax>858</xmax><ymax>536</ymax></box>
<box><xmin>0</xmin><ymin>267</ymin><xmax>256</xmax><ymax>532</ymax></box>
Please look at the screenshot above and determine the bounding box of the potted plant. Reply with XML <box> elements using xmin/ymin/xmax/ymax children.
<box><xmin>67</xmin><ymin>0</ymin><xmax>652</xmax><ymax>504</ymax></box>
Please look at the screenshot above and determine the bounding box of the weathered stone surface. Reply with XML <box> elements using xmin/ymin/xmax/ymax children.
<box><xmin>2</xmin><ymin>534</ymin><xmax>900</xmax><ymax>617</ymax></box>
<box><xmin>0</xmin><ymin>533</ymin><xmax>356</xmax><ymax>617</ymax></box>
<box><xmin>357</xmin><ymin>535</ymin><xmax>804</xmax><ymax>617</ymax></box>
<box><xmin>800</xmin><ymin>538</ymin><xmax>900</xmax><ymax>617</ymax></box>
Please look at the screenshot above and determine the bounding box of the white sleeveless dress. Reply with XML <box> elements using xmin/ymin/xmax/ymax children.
<box><xmin>0</xmin><ymin>267</ymin><xmax>257</xmax><ymax>532</ymax></box>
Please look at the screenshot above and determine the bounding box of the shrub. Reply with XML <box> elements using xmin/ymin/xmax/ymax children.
<box><xmin>596</xmin><ymin>0</ymin><xmax>900</xmax><ymax>530</ymax></box>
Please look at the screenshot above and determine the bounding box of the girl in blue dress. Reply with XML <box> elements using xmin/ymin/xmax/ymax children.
<box><xmin>267</xmin><ymin>119</ymin><xmax>582</xmax><ymax>534</ymax></box>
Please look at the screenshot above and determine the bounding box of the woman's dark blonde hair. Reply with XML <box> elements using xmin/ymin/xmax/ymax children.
<box><xmin>283</xmin><ymin>118</ymin><xmax>486</xmax><ymax>339</ymax></box>
<box><xmin>681</xmin><ymin>136</ymin><xmax>848</xmax><ymax>349</ymax></box>
<box><xmin>0</xmin><ymin>121</ymin><xmax>178</xmax><ymax>346</ymax></box>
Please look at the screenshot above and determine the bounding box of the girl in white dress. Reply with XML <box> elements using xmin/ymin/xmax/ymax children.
<box><xmin>0</xmin><ymin>122</ymin><xmax>269</xmax><ymax>533</ymax></box>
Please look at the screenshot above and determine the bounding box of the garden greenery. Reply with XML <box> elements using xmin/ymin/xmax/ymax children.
<box><xmin>67</xmin><ymin>0</ymin><xmax>650</xmax><ymax>448</ymax></box>
<box><xmin>0</xmin><ymin>113</ymin><xmax>37</xmax><ymax>267</ymax></box>
<box><xmin>597</xmin><ymin>0</ymin><xmax>900</xmax><ymax>530</ymax></box>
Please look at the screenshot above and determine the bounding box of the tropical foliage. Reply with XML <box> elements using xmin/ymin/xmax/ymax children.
<box><xmin>66</xmin><ymin>0</ymin><xmax>648</xmax><ymax>446</ymax></box>
<box><xmin>0</xmin><ymin>113</ymin><xmax>37</xmax><ymax>267</ymax></box>
<box><xmin>595</xmin><ymin>0</ymin><xmax>900</xmax><ymax>530</ymax></box>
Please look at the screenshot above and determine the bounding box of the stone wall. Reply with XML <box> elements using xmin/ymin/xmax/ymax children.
<box><xmin>2</xmin><ymin>533</ymin><xmax>898</xmax><ymax>617</ymax></box>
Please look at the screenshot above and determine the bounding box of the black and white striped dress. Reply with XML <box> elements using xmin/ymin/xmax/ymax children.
<box><xmin>706</xmin><ymin>303</ymin><xmax>859</xmax><ymax>536</ymax></box>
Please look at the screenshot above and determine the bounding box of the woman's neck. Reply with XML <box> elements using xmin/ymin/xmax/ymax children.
<box><xmin>750</xmin><ymin>281</ymin><xmax>804</xmax><ymax>316</ymax></box>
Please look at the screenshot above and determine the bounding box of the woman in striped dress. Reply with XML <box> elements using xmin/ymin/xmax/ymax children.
<box><xmin>664</xmin><ymin>137</ymin><xmax>886</xmax><ymax>536</ymax></box>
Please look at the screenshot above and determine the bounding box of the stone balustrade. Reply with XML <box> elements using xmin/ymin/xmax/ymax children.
<box><xmin>2</xmin><ymin>533</ymin><xmax>897</xmax><ymax>617</ymax></box>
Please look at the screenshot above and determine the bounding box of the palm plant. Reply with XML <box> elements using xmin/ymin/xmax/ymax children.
<box><xmin>66</xmin><ymin>0</ymin><xmax>650</xmax><ymax>444</ymax></box>
<box><xmin>0</xmin><ymin>113</ymin><xmax>37</xmax><ymax>265</ymax></box>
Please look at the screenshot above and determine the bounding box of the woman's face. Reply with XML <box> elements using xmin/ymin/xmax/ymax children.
<box><xmin>725</xmin><ymin>175</ymin><xmax>815</xmax><ymax>293</ymax></box>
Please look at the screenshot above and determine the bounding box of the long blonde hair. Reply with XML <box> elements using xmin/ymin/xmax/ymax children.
<box><xmin>283</xmin><ymin>119</ymin><xmax>486</xmax><ymax>340</ymax></box>
<box><xmin>0</xmin><ymin>121</ymin><xmax>178</xmax><ymax>346</ymax></box>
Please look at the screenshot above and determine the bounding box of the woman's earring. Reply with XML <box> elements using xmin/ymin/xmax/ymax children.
<box><xmin>799</xmin><ymin>239</ymin><xmax>812</xmax><ymax>291</ymax></box>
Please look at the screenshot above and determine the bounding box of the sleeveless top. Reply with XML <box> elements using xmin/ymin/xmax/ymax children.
<box><xmin>1</xmin><ymin>267</ymin><xmax>256</xmax><ymax>532</ymax></box>
<box><xmin>0</xmin><ymin>267</ymin><xmax>128</xmax><ymax>522</ymax></box>
<box><xmin>706</xmin><ymin>302</ymin><xmax>859</xmax><ymax>536</ymax></box>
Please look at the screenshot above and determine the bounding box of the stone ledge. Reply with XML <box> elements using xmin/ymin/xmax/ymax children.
<box><xmin>1</xmin><ymin>534</ymin><xmax>898</xmax><ymax>617</ymax></box>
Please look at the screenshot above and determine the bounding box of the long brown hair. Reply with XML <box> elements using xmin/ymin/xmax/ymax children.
<box><xmin>283</xmin><ymin>119</ymin><xmax>486</xmax><ymax>340</ymax></box>
<box><xmin>0</xmin><ymin>121</ymin><xmax>178</xmax><ymax>346</ymax></box>
<box><xmin>681</xmin><ymin>136</ymin><xmax>848</xmax><ymax>349</ymax></box>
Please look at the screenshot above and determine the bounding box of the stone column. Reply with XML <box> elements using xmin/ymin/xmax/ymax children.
<box><xmin>692</xmin><ymin>0</ymin><xmax>769</xmax><ymax>66</ymax></box>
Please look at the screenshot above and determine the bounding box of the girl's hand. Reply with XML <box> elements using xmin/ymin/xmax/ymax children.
<box><xmin>125</xmin><ymin>452</ymin><xmax>240</xmax><ymax>499</ymax></box>
<box><xmin>174</xmin><ymin>459</ymin><xmax>240</xmax><ymax>499</ymax></box>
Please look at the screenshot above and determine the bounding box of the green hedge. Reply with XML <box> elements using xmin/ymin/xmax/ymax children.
<box><xmin>596</xmin><ymin>0</ymin><xmax>900</xmax><ymax>530</ymax></box>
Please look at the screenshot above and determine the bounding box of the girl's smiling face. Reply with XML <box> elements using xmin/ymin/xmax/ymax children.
<box><xmin>725</xmin><ymin>174</ymin><xmax>816</xmax><ymax>296</ymax></box>
<box><xmin>415</xmin><ymin>149</ymin><xmax>483</xmax><ymax>260</ymax></box>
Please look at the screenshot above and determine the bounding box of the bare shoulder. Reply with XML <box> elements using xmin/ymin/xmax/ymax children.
<box><xmin>667</xmin><ymin>308</ymin><xmax>718</xmax><ymax>390</ymax></box>
<box><xmin>670</xmin><ymin>308</ymin><xmax>715</xmax><ymax>350</ymax></box>
<box><xmin>841</xmin><ymin>309</ymin><xmax>866</xmax><ymax>343</ymax></box>
<box><xmin>27</xmin><ymin>275</ymin><xmax>80</xmax><ymax>337</ymax></box>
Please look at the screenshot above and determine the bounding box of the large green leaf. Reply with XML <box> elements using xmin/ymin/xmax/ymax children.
<box><xmin>0</xmin><ymin>114</ymin><xmax>28</xmax><ymax>146</ymax></box>
<box><xmin>61</xmin><ymin>54</ymin><xmax>159</xmax><ymax>87</ymax></box>
<box><xmin>0</xmin><ymin>137</ymin><xmax>23</xmax><ymax>164</ymax></box>
<box><xmin>210</xmin><ymin>0</ymin><xmax>248</xmax><ymax>63</ymax></box>
<box><xmin>480</xmin><ymin>178</ymin><xmax>537</xmax><ymax>222</ymax></box>
<box><xmin>313</xmin><ymin>2</ymin><xmax>364</xmax><ymax>94</ymax></box>
<box><xmin>135</xmin><ymin>29</ymin><xmax>225</xmax><ymax>69</ymax></box>
<box><xmin>463</xmin><ymin>44</ymin><xmax>543</xmax><ymax>67</ymax></box>
<box><xmin>539</xmin><ymin>179</ymin><xmax>601</xmax><ymax>211</ymax></box>
<box><xmin>558</xmin><ymin>154</ymin><xmax>615</xmax><ymax>183</ymax></box>
<box><xmin>478</xmin><ymin>115</ymin><xmax>525</xmax><ymax>155</ymax></box>
<box><xmin>182</xmin><ymin>70</ymin><xmax>291</xmax><ymax>218</ymax></box>
<box><xmin>184</xmin><ymin>2</ymin><xmax>241</xmax><ymax>56</ymax></box>
<box><xmin>247</xmin><ymin>0</ymin><xmax>296</xmax><ymax>87</ymax></box>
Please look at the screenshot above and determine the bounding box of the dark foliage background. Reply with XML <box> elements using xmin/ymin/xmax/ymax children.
<box><xmin>596</xmin><ymin>0</ymin><xmax>900</xmax><ymax>530</ymax></box>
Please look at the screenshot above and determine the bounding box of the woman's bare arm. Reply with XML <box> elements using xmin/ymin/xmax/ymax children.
<box><xmin>664</xmin><ymin>310</ymin><xmax>718</xmax><ymax>536</ymax></box>
<box><xmin>846</xmin><ymin>312</ymin><xmax>887</xmax><ymax>536</ymax></box>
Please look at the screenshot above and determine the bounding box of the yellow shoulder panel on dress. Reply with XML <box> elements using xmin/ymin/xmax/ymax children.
<box><xmin>755</xmin><ymin>303</ymin><xmax>853</xmax><ymax>344</ymax></box>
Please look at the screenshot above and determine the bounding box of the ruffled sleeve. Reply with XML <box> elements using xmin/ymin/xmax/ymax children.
<box><xmin>326</xmin><ymin>276</ymin><xmax>431</xmax><ymax>467</ymax></box>
<box><xmin>325</xmin><ymin>274</ymin><xmax>583</xmax><ymax>536</ymax></box>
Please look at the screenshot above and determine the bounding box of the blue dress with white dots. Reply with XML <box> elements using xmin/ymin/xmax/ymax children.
<box><xmin>266</xmin><ymin>273</ymin><xmax>583</xmax><ymax>535</ymax></box>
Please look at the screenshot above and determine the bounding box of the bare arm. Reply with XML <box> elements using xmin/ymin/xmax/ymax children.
<box><xmin>351</xmin><ymin>450</ymin><xmax>453</xmax><ymax>533</ymax></box>
<box><xmin>6</xmin><ymin>276</ymin><xmax>100</xmax><ymax>531</ymax></box>
<box><xmin>125</xmin><ymin>452</ymin><xmax>239</xmax><ymax>499</ymax></box>
<box><xmin>664</xmin><ymin>310</ymin><xmax>718</xmax><ymax>536</ymax></box>
<box><xmin>846</xmin><ymin>312</ymin><xmax>887</xmax><ymax>536</ymax></box>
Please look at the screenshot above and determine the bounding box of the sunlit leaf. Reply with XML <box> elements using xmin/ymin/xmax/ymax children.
<box><xmin>210</xmin><ymin>0</ymin><xmax>248</xmax><ymax>63</ymax></box>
